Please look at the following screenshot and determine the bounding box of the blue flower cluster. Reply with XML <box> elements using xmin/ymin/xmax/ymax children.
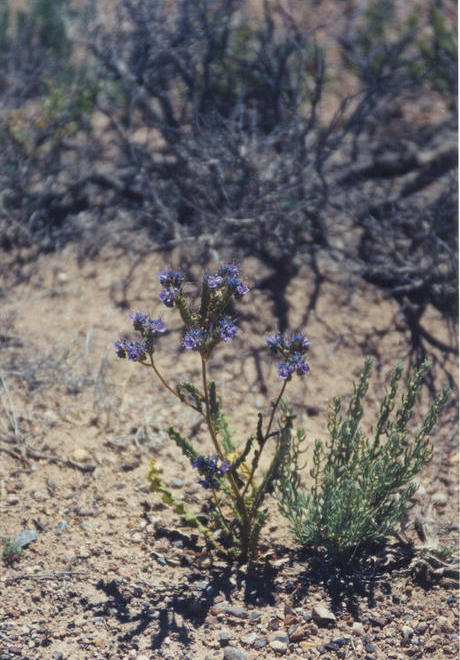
<box><xmin>158</xmin><ymin>270</ymin><xmax>185</xmax><ymax>308</ymax></box>
<box><xmin>115</xmin><ymin>313</ymin><xmax>167</xmax><ymax>361</ymax></box>
<box><xmin>192</xmin><ymin>455</ymin><xmax>230</xmax><ymax>489</ymax></box>
<box><xmin>183</xmin><ymin>317</ymin><xmax>238</xmax><ymax>351</ymax></box>
<box><xmin>216</xmin><ymin>263</ymin><xmax>249</xmax><ymax>299</ymax></box>
<box><xmin>200</xmin><ymin>264</ymin><xmax>249</xmax><ymax>299</ymax></box>
<box><xmin>184</xmin><ymin>328</ymin><xmax>206</xmax><ymax>351</ymax></box>
<box><xmin>114</xmin><ymin>338</ymin><xmax>147</xmax><ymax>362</ymax></box>
<box><xmin>266</xmin><ymin>331</ymin><xmax>310</xmax><ymax>380</ymax></box>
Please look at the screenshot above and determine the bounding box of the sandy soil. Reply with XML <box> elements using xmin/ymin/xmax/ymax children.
<box><xmin>0</xmin><ymin>246</ymin><xmax>457</xmax><ymax>659</ymax></box>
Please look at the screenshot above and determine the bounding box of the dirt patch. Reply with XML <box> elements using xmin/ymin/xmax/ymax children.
<box><xmin>0</xmin><ymin>247</ymin><xmax>457</xmax><ymax>659</ymax></box>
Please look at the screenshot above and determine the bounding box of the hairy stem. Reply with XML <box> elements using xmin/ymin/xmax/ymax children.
<box><xmin>201</xmin><ymin>356</ymin><xmax>251</xmax><ymax>556</ymax></box>
<box><xmin>142</xmin><ymin>355</ymin><xmax>197</xmax><ymax>412</ymax></box>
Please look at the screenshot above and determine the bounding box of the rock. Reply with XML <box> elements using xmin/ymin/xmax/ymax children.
<box><xmin>240</xmin><ymin>632</ymin><xmax>256</xmax><ymax>646</ymax></box>
<box><xmin>72</xmin><ymin>447</ymin><xmax>90</xmax><ymax>462</ymax></box>
<box><xmin>52</xmin><ymin>651</ymin><xmax>64</xmax><ymax>660</ymax></box>
<box><xmin>7</xmin><ymin>494</ymin><xmax>19</xmax><ymax>505</ymax></box>
<box><xmin>214</xmin><ymin>602</ymin><xmax>249</xmax><ymax>619</ymax></box>
<box><xmin>222</xmin><ymin>649</ymin><xmax>247</xmax><ymax>660</ymax></box>
<box><xmin>120</xmin><ymin>460</ymin><xmax>140</xmax><ymax>471</ymax></box>
<box><xmin>171</xmin><ymin>478</ymin><xmax>185</xmax><ymax>488</ymax></box>
<box><xmin>312</xmin><ymin>604</ymin><xmax>336</xmax><ymax>627</ymax></box>
<box><xmin>432</xmin><ymin>491</ymin><xmax>448</xmax><ymax>505</ymax></box>
<box><xmin>14</xmin><ymin>529</ymin><xmax>38</xmax><ymax>549</ymax></box>
<box><xmin>269</xmin><ymin>632</ymin><xmax>290</xmax><ymax>653</ymax></box>
<box><xmin>55</xmin><ymin>521</ymin><xmax>67</xmax><ymax>533</ymax></box>
<box><xmin>289</xmin><ymin>625</ymin><xmax>308</xmax><ymax>642</ymax></box>
<box><xmin>218</xmin><ymin>628</ymin><xmax>233</xmax><ymax>646</ymax></box>
<box><xmin>248</xmin><ymin>611</ymin><xmax>261</xmax><ymax>623</ymax></box>
<box><xmin>253</xmin><ymin>637</ymin><xmax>268</xmax><ymax>649</ymax></box>
<box><xmin>402</xmin><ymin>625</ymin><xmax>414</xmax><ymax>640</ymax></box>
<box><xmin>362</xmin><ymin>635</ymin><xmax>377</xmax><ymax>654</ymax></box>
<box><xmin>352</xmin><ymin>622</ymin><xmax>365</xmax><ymax>635</ymax></box>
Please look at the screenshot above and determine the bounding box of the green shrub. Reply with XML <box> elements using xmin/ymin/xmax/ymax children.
<box><xmin>276</xmin><ymin>357</ymin><xmax>449</xmax><ymax>559</ymax></box>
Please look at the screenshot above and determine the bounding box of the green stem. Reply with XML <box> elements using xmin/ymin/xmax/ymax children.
<box><xmin>201</xmin><ymin>356</ymin><xmax>251</xmax><ymax>556</ymax></box>
<box><xmin>240</xmin><ymin>380</ymin><xmax>288</xmax><ymax>500</ymax></box>
<box><xmin>141</xmin><ymin>355</ymin><xmax>197</xmax><ymax>412</ymax></box>
<box><xmin>265</xmin><ymin>380</ymin><xmax>288</xmax><ymax>439</ymax></box>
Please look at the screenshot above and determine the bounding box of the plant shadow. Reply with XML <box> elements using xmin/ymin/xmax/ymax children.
<box><xmin>89</xmin><ymin>558</ymin><xmax>278</xmax><ymax>652</ymax></box>
<box><xmin>288</xmin><ymin>542</ymin><xmax>415</xmax><ymax>619</ymax></box>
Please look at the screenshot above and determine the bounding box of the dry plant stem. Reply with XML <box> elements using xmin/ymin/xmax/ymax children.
<box><xmin>241</xmin><ymin>380</ymin><xmax>288</xmax><ymax>500</ymax></box>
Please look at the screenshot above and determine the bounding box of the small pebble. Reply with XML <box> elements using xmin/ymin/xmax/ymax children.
<box><xmin>352</xmin><ymin>622</ymin><xmax>365</xmax><ymax>635</ymax></box>
<box><xmin>432</xmin><ymin>491</ymin><xmax>448</xmax><ymax>506</ymax></box>
<box><xmin>14</xmin><ymin>529</ymin><xmax>38</xmax><ymax>549</ymax></box>
<box><xmin>269</xmin><ymin>632</ymin><xmax>290</xmax><ymax>653</ymax></box>
<box><xmin>218</xmin><ymin>628</ymin><xmax>233</xmax><ymax>646</ymax></box>
<box><xmin>402</xmin><ymin>625</ymin><xmax>414</xmax><ymax>640</ymax></box>
<box><xmin>72</xmin><ymin>448</ymin><xmax>90</xmax><ymax>462</ymax></box>
<box><xmin>222</xmin><ymin>648</ymin><xmax>247</xmax><ymax>660</ymax></box>
<box><xmin>240</xmin><ymin>632</ymin><xmax>256</xmax><ymax>646</ymax></box>
<box><xmin>171</xmin><ymin>478</ymin><xmax>185</xmax><ymax>488</ymax></box>
<box><xmin>312</xmin><ymin>604</ymin><xmax>336</xmax><ymax>627</ymax></box>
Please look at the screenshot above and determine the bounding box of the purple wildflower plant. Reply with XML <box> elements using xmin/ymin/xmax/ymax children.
<box><xmin>267</xmin><ymin>330</ymin><xmax>310</xmax><ymax>379</ymax></box>
<box><xmin>203</xmin><ymin>273</ymin><xmax>224</xmax><ymax>290</ymax></box>
<box><xmin>226</xmin><ymin>276</ymin><xmax>249</xmax><ymax>299</ymax></box>
<box><xmin>288</xmin><ymin>333</ymin><xmax>310</xmax><ymax>354</ymax></box>
<box><xmin>114</xmin><ymin>338</ymin><xmax>147</xmax><ymax>362</ymax></box>
<box><xmin>192</xmin><ymin>455</ymin><xmax>230</xmax><ymax>489</ymax></box>
<box><xmin>158</xmin><ymin>270</ymin><xmax>184</xmax><ymax>289</ymax></box>
<box><xmin>277</xmin><ymin>353</ymin><xmax>310</xmax><ymax>380</ymax></box>
<box><xmin>130</xmin><ymin>312</ymin><xmax>167</xmax><ymax>336</ymax></box>
<box><xmin>159</xmin><ymin>288</ymin><xmax>176</xmax><ymax>308</ymax></box>
<box><xmin>217</xmin><ymin>263</ymin><xmax>240</xmax><ymax>278</ymax></box>
<box><xmin>218</xmin><ymin>318</ymin><xmax>238</xmax><ymax>342</ymax></box>
<box><xmin>266</xmin><ymin>333</ymin><xmax>287</xmax><ymax>355</ymax></box>
<box><xmin>184</xmin><ymin>328</ymin><xmax>207</xmax><ymax>351</ymax></box>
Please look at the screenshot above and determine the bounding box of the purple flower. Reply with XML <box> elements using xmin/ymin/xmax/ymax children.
<box><xmin>218</xmin><ymin>318</ymin><xmax>238</xmax><ymax>342</ymax></box>
<box><xmin>203</xmin><ymin>274</ymin><xmax>224</xmax><ymax>289</ymax></box>
<box><xmin>114</xmin><ymin>338</ymin><xmax>128</xmax><ymax>358</ymax></box>
<box><xmin>234</xmin><ymin>281</ymin><xmax>249</xmax><ymax>299</ymax></box>
<box><xmin>217</xmin><ymin>263</ymin><xmax>240</xmax><ymax>278</ymax></box>
<box><xmin>130</xmin><ymin>312</ymin><xmax>167</xmax><ymax>336</ymax></box>
<box><xmin>192</xmin><ymin>455</ymin><xmax>230</xmax><ymax>489</ymax></box>
<box><xmin>145</xmin><ymin>317</ymin><xmax>167</xmax><ymax>334</ymax></box>
<box><xmin>289</xmin><ymin>332</ymin><xmax>310</xmax><ymax>355</ymax></box>
<box><xmin>114</xmin><ymin>338</ymin><xmax>146</xmax><ymax>362</ymax></box>
<box><xmin>278</xmin><ymin>362</ymin><xmax>292</xmax><ymax>380</ymax></box>
<box><xmin>159</xmin><ymin>288</ymin><xmax>176</xmax><ymax>307</ymax></box>
<box><xmin>289</xmin><ymin>352</ymin><xmax>310</xmax><ymax>376</ymax></box>
<box><xmin>130</xmin><ymin>311</ymin><xmax>149</xmax><ymax>332</ymax></box>
<box><xmin>277</xmin><ymin>352</ymin><xmax>310</xmax><ymax>380</ymax></box>
<box><xmin>158</xmin><ymin>270</ymin><xmax>184</xmax><ymax>288</ymax></box>
<box><xmin>226</xmin><ymin>277</ymin><xmax>249</xmax><ymax>299</ymax></box>
<box><xmin>266</xmin><ymin>334</ymin><xmax>286</xmax><ymax>354</ymax></box>
<box><xmin>184</xmin><ymin>328</ymin><xmax>206</xmax><ymax>351</ymax></box>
